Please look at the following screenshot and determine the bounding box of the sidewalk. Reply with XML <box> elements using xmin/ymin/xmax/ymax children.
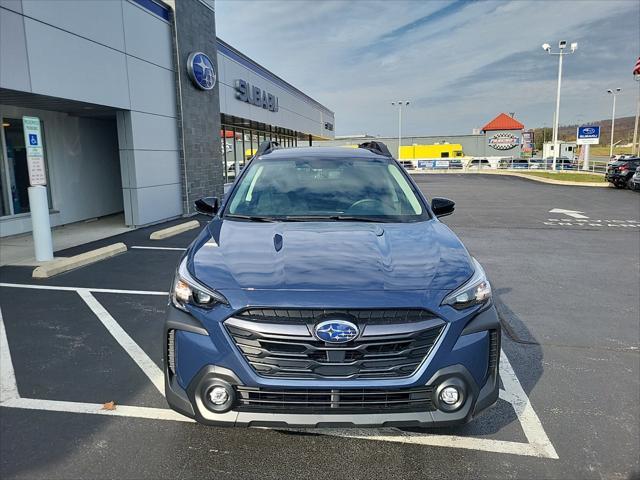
<box><xmin>0</xmin><ymin>214</ymin><xmax>131</xmax><ymax>266</ymax></box>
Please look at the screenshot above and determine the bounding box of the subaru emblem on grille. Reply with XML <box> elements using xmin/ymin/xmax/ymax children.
<box><xmin>314</xmin><ymin>320</ymin><xmax>359</xmax><ymax>343</ymax></box>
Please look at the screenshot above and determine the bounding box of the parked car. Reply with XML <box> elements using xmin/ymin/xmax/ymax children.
<box><xmin>448</xmin><ymin>159</ymin><xmax>464</xmax><ymax>169</ymax></box>
<box><xmin>544</xmin><ymin>157</ymin><xmax>576</xmax><ymax>170</ymax></box>
<box><xmin>165</xmin><ymin>141</ymin><xmax>500</xmax><ymax>428</ymax></box>
<box><xmin>498</xmin><ymin>158</ymin><xmax>529</xmax><ymax>169</ymax></box>
<box><xmin>606</xmin><ymin>157</ymin><xmax>640</xmax><ymax>189</ymax></box>
<box><xmin>467</xmin><ymin>158</ymin><xmax>492</xmax><ymax>170</ymax></box>
<box><xmin>631</xmin><ymin>165</ymin><xmax>640</xmax><ymax>191</ymax></box>
<box><xmin>399</xmin><ymin>160</ymin><xmax>415</xmax><ymax>170</ymax></box>
<box><xmin>529</xmin><ymin>158</ymin><xmax>545</xmax><ymax>169</ymax></box>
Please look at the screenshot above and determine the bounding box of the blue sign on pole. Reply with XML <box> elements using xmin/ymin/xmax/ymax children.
<box><xmin>577</xmin><ymin>126</ymin><xmax>600</xmax><ymax>145</ymax></box>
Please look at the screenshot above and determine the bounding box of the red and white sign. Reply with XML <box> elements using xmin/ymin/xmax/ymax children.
<box><xmin>488</xmin><ymin>132</ymin><xmax>519</xmax><ymax>150</ymax></box>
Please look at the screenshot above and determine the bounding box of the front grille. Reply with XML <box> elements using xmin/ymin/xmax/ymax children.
<box><xmin>237</xmin><ymin>308</ymin><xmax>437</xmax><ymax>325</ymax></box>
<box><xmin>225</xmin><ymin>313</ymin><xmax>445</xmax><ymax>379</ymax></box>
<box><xmin>235</xmin><ymin>386</ymin><xmax>436</xmax><ymax>413</ymax></box>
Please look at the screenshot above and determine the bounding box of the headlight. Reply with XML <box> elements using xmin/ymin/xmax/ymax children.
<box><xmin>170</xmin><ymin>257</ymin><xmax>228</xmax><ymax>311</ymax></box>
<box><xmin>442</xmin><ymin>258</ymin><xmax>492</xmax><ymax>310</ymax></box>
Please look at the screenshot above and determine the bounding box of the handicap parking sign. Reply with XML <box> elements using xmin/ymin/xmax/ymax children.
<box><xmin>28</xmin><ymin>133</ymin><xmax>38</xmax><ymax>146</ymax></box>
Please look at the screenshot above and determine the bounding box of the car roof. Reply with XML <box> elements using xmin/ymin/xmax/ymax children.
<box><xmin>257</xmin><ymin>146</ymin><xmax>388</xmax><ymax>161</ymax></box>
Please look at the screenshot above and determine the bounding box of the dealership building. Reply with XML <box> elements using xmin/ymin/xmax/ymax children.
<box><xmin>0</xmin><ymin>0</ymin><xmax>334</xmax><ymax>237</ymax></box>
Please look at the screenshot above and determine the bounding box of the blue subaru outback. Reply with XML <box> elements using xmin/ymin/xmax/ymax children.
<box><xmin>164</xmin><ymin>141</ymin><xmax>500</xmax><ymax>427</ymax></box>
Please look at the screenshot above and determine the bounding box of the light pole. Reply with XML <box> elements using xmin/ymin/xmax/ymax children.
<box><xmin>607</xmin><ymin>88</ymin><xmax>622</xmax><ymax>158</ymax></box>
<box><xmin>542</xmin><ymin>40</ymin><xmax>577</xmax><ymax>171</ymax></box>
<box><xmin>633</xmin><ymin>74</ymin><xmax>640</xmax><ymax>156</ymax></box>
<box><xmin>391</xmin><ymin>101</ymin><xmax>410</xmax><ymax>158</ymax></box>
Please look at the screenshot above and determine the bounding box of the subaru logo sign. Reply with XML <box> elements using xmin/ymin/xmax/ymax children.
<box><xmin>314</xmin><ymin>320</ymin><xmax>359</xmax><ymax>343</ymax></box>
<box><xmin>187</xmin><ymin>52</ymin><xmax>216</xmax><ymax>91</ymax></box>
<box><xmin>583</xmin><ymin>127</ymin><xmax>596</xmax><ymax>135</ymax></box>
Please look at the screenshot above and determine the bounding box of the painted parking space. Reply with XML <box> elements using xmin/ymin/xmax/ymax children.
<box><xmin>0</xmin><ymin>277</ymin><xmax>557</xmax><ymax>460</ymax></box>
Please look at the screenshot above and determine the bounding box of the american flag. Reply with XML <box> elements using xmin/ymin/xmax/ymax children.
<box><xmin>634</xmin><ymin>56</ymin><xmax>640</xmax><ymax>76</ymax></box>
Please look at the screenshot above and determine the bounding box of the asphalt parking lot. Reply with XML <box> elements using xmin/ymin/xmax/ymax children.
<box><xmin>1</xmin><ymin>174</ymin><xmax>638</xmax><ymax>479</ymax></box>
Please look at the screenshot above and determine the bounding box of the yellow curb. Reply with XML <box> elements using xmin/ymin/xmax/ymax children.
<box><xmin>411</xmin><ymin>170</ymin><xmax>609</xmax><ymax>187</ymax></box>
<box><xmin>149</xmin><ymin>220</ymin><xmax>200</xmax><ymax>240</ymax></box>
<box><xmin>32</xmin><ymin>243</ymin><xmax>127</xmax><ymax>279</ymax></box>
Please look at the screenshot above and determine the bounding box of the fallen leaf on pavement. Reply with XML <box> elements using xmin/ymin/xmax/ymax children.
<box><xmin>101</xmin><ymin>401</ymin><xmax>117</xmax><ymax>410</ymax></box>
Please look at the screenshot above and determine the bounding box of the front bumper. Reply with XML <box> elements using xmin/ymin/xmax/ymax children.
<box><xmin>164</xmin><ymin>305</ymin><xmax>500</xmax><ymax>428</ymax></box>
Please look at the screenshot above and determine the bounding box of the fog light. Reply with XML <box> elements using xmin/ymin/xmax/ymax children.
<box><xmin>440</xmin><ymin>386</ymin><xmax>460</xmax><ymax>405</ymax></box>
<box><xmin>209</xmin><ymin>386</ymin><xmax>229</xmax><ymax>405</ymax></box>
<box><xmin>202</xmin><ymin>382</ymin><xmax>235</xmax><ymax>413</ymax></box>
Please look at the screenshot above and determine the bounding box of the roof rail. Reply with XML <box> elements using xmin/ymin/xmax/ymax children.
<box><xmin>358</xmin><ymin>141</ymin><xmax>393</xmax><ymax>158</ymax></box>
<box><xmin>254</xmin><ymin>140</ymin><xmax>280</xmax><ymax>157</ymax></box>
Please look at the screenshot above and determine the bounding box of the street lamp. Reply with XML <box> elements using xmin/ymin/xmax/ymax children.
<box><xmin>607</xmin><ymin>88</ymin><xmax>622</xmax><ymax>158</ymax></box>
<box><xmin>542</xmin><ymin>40</ymin><xmax>578</xmax><ymax>171</ymax></box>
<box><xmin>633</xmin><ymin>74</ymin><xmax>640</xmax><ymax>156</ymax></box>
<box><xmin>391</xmin><ymin>101</ymin><xmax>410</xmax><ymax>158</ymax></box>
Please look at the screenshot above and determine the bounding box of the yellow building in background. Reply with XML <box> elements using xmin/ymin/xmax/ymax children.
<box><xmin>399</xmin><ymin>144</ymin><xmax>464</xmax><ymax>159</ymax></box>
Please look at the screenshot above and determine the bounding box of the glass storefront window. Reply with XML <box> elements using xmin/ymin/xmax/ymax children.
<box><xmin>1</xmin><ymin>117</ymin><xmax>43</xmax><ymax>215</ymax></box>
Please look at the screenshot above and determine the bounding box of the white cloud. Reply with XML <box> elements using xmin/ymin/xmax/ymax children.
<box><xmin>216</xmin><ymin>0</ymin><xmax>640</xmax><ymax>135</ymax></box>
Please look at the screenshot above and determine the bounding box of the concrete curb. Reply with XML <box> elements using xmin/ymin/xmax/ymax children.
<box><xmin>32</xmin><ymin>243</ymin><xmax>127</xmax><ymax>279</ymax></box>
<box><xmin>411</xmin><ymin>170</ymin><xmax>610</xmax><ymax>187</ymax></box>
<box><xmin>149</xmin><ymin>220</ymin><xmax>200</xmax><ymax>240</ymax></box>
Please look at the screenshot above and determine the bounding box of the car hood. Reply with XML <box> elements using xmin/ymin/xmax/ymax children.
<box><xmin>191</xmin><ymin>219</ymin><xmax>473</xmax><ymax>293</ymax></box>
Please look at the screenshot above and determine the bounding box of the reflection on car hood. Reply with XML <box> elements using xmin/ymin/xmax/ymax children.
<box><xmin>191</xmin><ymin>219</ymin><xmax>473</xmax><ymax>292</ymax></box>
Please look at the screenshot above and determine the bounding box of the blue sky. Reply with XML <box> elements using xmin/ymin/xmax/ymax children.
<box><xmin>216</xmin><ymin>0</ymin><xmax>640</xmax><ymax>136</ymax></box>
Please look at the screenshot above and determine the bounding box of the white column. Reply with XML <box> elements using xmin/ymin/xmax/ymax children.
<box><xmin>581</xmin><ymin>144</ymin><xmax>590</xmax><ymax>171</ymax></box>
<box><xmin>552</xmin><ymin>53</ymin><xmax>563</xmax><ymax>171</ymax></box>
<box><xmin>27</xmin><ymin>186</ymin><xmax>53</xmax><ymax>261</ymax></box>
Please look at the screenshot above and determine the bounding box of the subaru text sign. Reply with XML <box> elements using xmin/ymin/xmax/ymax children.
<box><xmin>187</xmin><ymin>52</ymin><xmax>216</xmax><ymax>90</ymax></box>
<box><xmin>576</xmin><ymin>126</ymin><xmax>600</xmax><ymax>145</ymax></box>
<box><xmin>235</xmin><ymin>79</ymin><xmax>279</xmax><ymax>112</ymax></box>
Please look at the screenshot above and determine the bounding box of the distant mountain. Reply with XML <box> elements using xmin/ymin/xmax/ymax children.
<box><xmin>532</xmin><ymin>116</ymin><xmax>636</xmax><ymax>149</ymax></box>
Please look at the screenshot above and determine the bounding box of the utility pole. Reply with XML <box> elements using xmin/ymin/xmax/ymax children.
<box><xmin>542</xmin><ymin>41</ymin><xmax>577</xmax><ymax>171</ymax></box>
<box><xmin>607</xmin><ymin>88</ymin><xmax>622</xmax><ymax>158</ymax></box>
<box><xmin>391</xmin><ymin>101</ymin><xmax>410</xmax><ymax>158</ymax></box>
<box><xmin>633</xmin><ymin>74</ymin><xmax>640</xmax><ymax>156</ymax></box>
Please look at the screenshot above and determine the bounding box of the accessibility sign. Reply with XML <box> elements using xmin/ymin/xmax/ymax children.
<box><xmin>576</xmin><ymin>125</ymin><xmax>600</xmax><ymax>145</ymax></box>
<box><xmin>22</xmin><ymin>116</ymin><xmax>47</xmax><ymax>186</ymax></box>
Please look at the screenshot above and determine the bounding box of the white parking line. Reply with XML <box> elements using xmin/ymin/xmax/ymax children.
<box><xmin>543</xmin><ymin>219</ymin><xmax>640</xmax><ymax>228</ymax></box>
<box><xmin>76</xmin><ymin>289</ymin><xmax>165</xmax><ymax>395</ymax></box>
<box><xmin>0</xmin><ymin>283</ymin><xmax>167</xmax><ymax>296</ymax></box>
<box><xmin>1</xmin><ymin>397</ymin><xmax>194</xmax><ymax>423</ymax></box>
<box><xmin>131</xmin><ymin>246</ymin><xmax>186</xmax><ymax>251</ymax></box>
<box><xmin>0</xmin><ymin>308</ymin><xmax>19</xmax><ymax>403</ymax></box>
<box><xmin>0</xmin><ymin>282</ymin><xmax>558</xmax><ymax>459</ymax></box>
<box><xmin>494</xmin><ymin>352</ymin><xmax>558</xmax><ymax>459</ymax></box>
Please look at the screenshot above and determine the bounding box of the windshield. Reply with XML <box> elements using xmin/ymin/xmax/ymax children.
<box><xmin>224</xmin><ymin>156</ymin><xmax>429</xmax><ymax>222</ymax></box>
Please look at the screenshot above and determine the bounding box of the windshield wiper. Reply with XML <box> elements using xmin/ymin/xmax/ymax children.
<box><xmin>282</xmin><ymin>215</ymin><xmax>386</xmax><ymax>223</ymax></box>
<box><xmin>224</xmin><ymin>214</ymin><xmax>275</xmax><ymax>222</ymax></box>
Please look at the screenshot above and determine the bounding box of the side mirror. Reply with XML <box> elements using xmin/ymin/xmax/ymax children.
<box><xmin>431</xmin><ymin>197</ymin><xmax>455</xmax><ymax>218</ymax></box>
<box><xmin>194</xmin><ymin>197</ymin><xmax>219</xmax><ymax>216</ymax></box>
